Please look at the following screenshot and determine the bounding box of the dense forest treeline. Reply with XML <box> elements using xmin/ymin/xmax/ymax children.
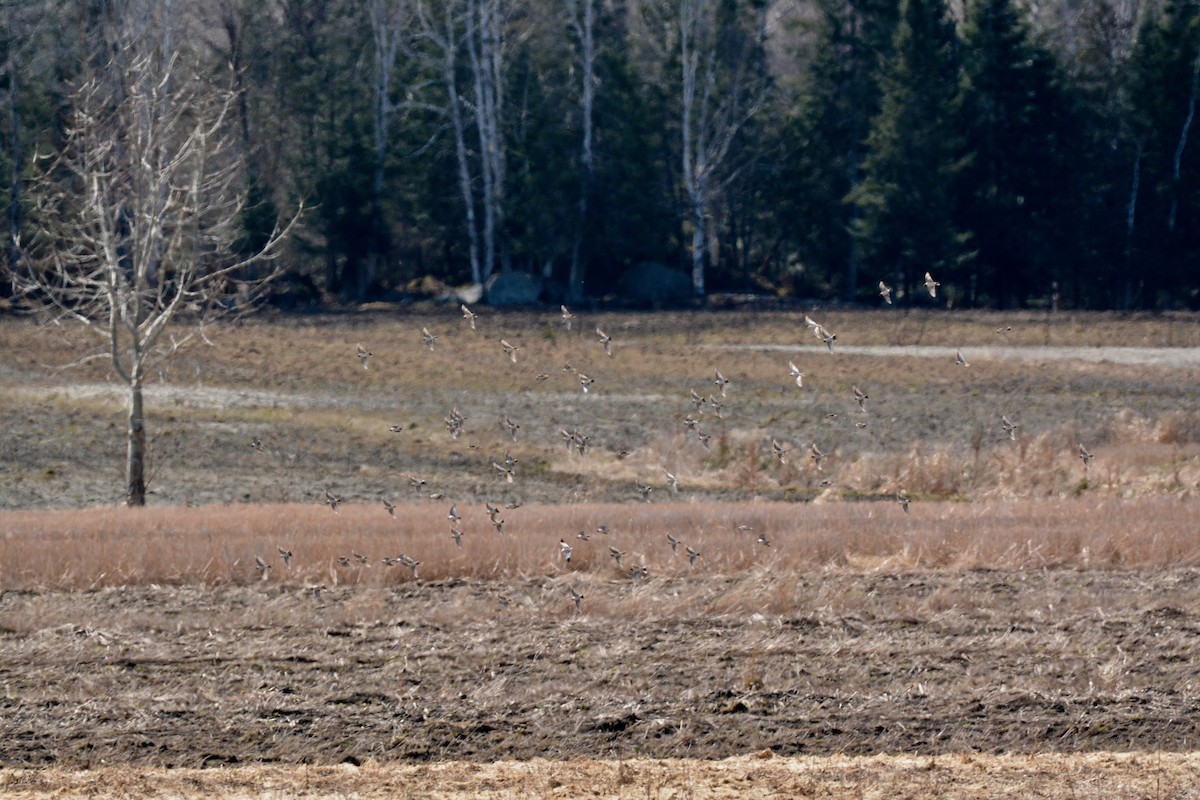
<box><xmin>1</xmin><ymin>0</ymin><xmax>1198</xmax><ymax>310</ymax></box>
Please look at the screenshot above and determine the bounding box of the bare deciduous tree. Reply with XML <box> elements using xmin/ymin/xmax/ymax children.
<box><xmin>679</xmin><ymin>0</ymin><xmax>768</xmax><ymax>297</ymax></box>
<box><xmin>367</xmin><ymin>0</ymin><xmax>414</xmax><ymax>297</ymax></box>
<box><xmin>9</xmin><ymin>17</ymin><xmax>299</xmax><ymax>507</ymax></box>
<box><xmin>565</xmin><ymin>0</ymin><xmax>596</xmax><ymax>303</ymax></box>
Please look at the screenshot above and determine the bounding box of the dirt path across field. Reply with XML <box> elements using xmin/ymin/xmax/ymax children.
<box><xmin>700</xmin><ymin>343</ymin><xmax>1200</xmax><ymax>369</ymax></box>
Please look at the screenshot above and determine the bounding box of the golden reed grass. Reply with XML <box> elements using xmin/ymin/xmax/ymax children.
<box><xmin>2</xmin><ymin>496</ymin><xmax>1197</xmax><ymax>590</ymax></box>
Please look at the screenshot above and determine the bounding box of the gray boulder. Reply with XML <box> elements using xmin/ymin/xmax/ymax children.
<box><xmin>484</xmin><ymin>271</ymin><xmax>543</xmax><ymax>306</ymax></box>
<box><xmin>617</xmin><ymin>262</ymin><xmax>694</xmax><ymax>307</ymax></box>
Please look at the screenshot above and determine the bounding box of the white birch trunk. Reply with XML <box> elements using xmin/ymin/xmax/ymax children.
<box><xmin>566</xmin><ymin>0</ymin><xmax>595</xmax><ymax>302</ymax></box>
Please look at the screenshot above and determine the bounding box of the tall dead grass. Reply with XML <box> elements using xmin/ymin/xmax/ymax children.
<box><xmin>3</xmin><ymin>497</ymin><xmax>1198</xmax><ymax>592</ymax></box>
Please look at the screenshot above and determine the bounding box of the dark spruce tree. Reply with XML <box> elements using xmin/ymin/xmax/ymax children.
<box><xmin>957</xmin><ymin>0</ymin><xmax>1073</xmax><ymax>308</ymax></box>
<box><xmin>850</xmin><ymin>0</ymin><xmax>966</xmax><ymax>306</ymax></box>
<box><xmin>776</xmin><ymin>0</ymin><xmax>898</xmax><ymax>300</ymax></box>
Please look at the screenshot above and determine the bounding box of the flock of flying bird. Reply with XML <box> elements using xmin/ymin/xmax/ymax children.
<box><xmin>250</xmin><ymin>270</ymin><xmax>1098</xmax><ymax>611</ymax></box>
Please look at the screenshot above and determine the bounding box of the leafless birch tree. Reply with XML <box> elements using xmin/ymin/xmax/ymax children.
<box><xmin>466</xmin><ymin>0</ymin><xmax>506</xmax><ymax>278</ymax></box>
<box><xmin>678</xmin><ymin>0</ymin><xmax>767</xmax><ymax>297</ymax></box>
<box><xmin>10</xmin><ymin>10</ymin><xmax>299</xmax><ymax>506</ymax></box>
<box><xmin>366</xmin><ymin>0</ymin><xmax>414</xmax><ymax>297</ymax></box>
<box><xmin>415</xmin><ymin>0</ymin><xmax>506</xmax><ymax>286</ymax></box>
<box><xmin>565</xmin><ymin>0</ymin><xmax>595</xmax><ymax>302</ymax></box>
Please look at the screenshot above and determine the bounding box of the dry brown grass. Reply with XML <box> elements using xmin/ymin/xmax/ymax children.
<box><xmin>4</xmin><ymin>496</ymin><xmax>1198</xmax><ymax>596</ymax></box>
<box><xmin>3</xmin><ymin>751</ymin><xmax>1199</xmax><ymax>799</ymax></box>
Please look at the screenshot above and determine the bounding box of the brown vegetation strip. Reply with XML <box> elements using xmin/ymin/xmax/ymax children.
<box><xmin>3</xmin><ymin>497</ymin><xmax>1199</xmax><ymax>590</ymax></box>
<box><xmin>2</xmin><ymin>752</ymin><xmax>1199</xmax><ymax>799</ymax></box>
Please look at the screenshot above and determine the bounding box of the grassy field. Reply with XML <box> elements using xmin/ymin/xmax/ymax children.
<box><xmin>2</xmin><ymin>305</ymin><xmax>1200</xmax><ymax>797</ymax></box>
<box><xmin>2</xmin><ymin>306</ymin><xmax>1199</xmax><ymax>511</ymax></box>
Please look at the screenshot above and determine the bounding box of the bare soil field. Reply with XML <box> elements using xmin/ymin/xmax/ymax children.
<box><xmin>2</xmin><ymin>307</ymin><xmax>1200</xmax><ymax>796</ymax></box>
<box><xmin>3</xmin><ymin>570</ymin><xmax>1200</xmax><ymax>780</ymax></box>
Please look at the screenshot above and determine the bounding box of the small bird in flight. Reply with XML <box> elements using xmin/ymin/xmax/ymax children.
<box><xmin>1001</xmin><ymin>415</ymin><xmax>1019</xmax><ymax>441</ymax></box>
<box><xmin>708</xmin><ymin>395</ymin><xmax>724</xmax><ymax>419</ymax></box>
<box><xmin>561</xmin><ymin>305</ymin><xmax>575</xmax><ymax>330</ymax></box>
<box><xmin>853</xmin><ymin>385</ymin><xmax>868</xmax><ymax>413</ymax></box>
<box><xmin>461</xmin><ymin>304</ymin><xmax>477</xmax><ymax>329</ymax></box>
<box><xmin>569</xmin><ymin>586</ymin><xmax>584</xmax><ymax>611</ymax></box>
<box><xmin>924</xmin><ymin>272</ymin><xmax>940</xmax><ymax>298</ymax></box>
<box><xmin>666</xmin><ymin>533</ymin><xmax>681</xmax><ymax>554</ymax></box>
<box><xmin>1079</xmin><ymin>444</ymin><xmax>1094</xmax><ymax>471</ymax></box>
<box><xmin>596</xmin><ymin>327</ymin><xmax>613</xmax><ymax>356</ymax></box>
<box><xmin>500</xmin><ymin>339</ymin><xmax>519</xmax><ymax>363</ymax></box>
<box><xmin>879</xmin><ymin>281</ymin><xmax>893</xmax><ymax>304</ymax></box>
<box><xmin>609</xmin><ymin>546</ymin><xmax>625</xmax><ymax>566</ymax></box>
<box><xmin>504</xmin><ymin>416</ymin><xmax>520</xmax><ymax>442</ymax></box>
<box><xmin>956</xmin><ymin>349</ymin><xmax>970</xmax><ymax>367</ymax></box>
<box><xmin>636</xmin><ymin>481</ymin><xmax>653</xmax><ymax>502</ymax></box>
<box><xmin>560</xmin><ymin>539</ymin><xmax>573</xmax><ymax>563</ymax></box>
<box><xmin>686</xmin><ymin>546</ymin><xmax>701</xmax><ymax>566</ymax></box>
<box><xmin>255</xmin><ymin>555</ymin><xmax>270</xmax><ymax>580</ymax></box>
<box><xmin>325</xmin><ymin>489</ymin><xmax>342</xmax><ymax>513</ymax></box>
<box><xmin>356</xmin><ymin>344</ymin><xmax>372</xmax><ymax>369</ymax></box>
<box><xmin>788</xmin><ymin>361</ymin><xmax>803</xmax><ymax>388</ymax></box>
<box><xmin>665</xmin><ymin>469</ymin><xmax>679</xmax><ymax>492</ymax></box>
<box><xmin>382</xmin><ymin>498</ymin><xmax>396</xmax><ymax>518</ymax></box>
<box><xmin>450</xmin><ymin>528</ymin><xmax>463</xmax><ymax>549</ymax></box>
<box><xmin>421</xmin><ymin>327</ymin><xmax>438</xmax><ymax>351</ymax></box>
<box><xmin>897</xmin><ymin>492</ymin><xmax>910</xmax><ymax>514</ymax></box>
<box><xmin>804</xmin><ymin>315</ymin><xmax>821</xmax><ymax>338</ymax></box>
<box><xmin>810</xmin><ymin>443</ymin><xmax>826</xmax><ymax>471</ymax></box>
<box><xmin>714</xmin><ymin>369</ymin><xmax>730</xmax><ymax>397</ymax></box>
<box><xmin>579</xmin><ymin>373</ymin><xmax>594</xmax><ymax>394</ymax></box>
<box><xmin>277</xmin><ymin>547</ymin><xmax>293</xmax><ymax>568</ymax></box>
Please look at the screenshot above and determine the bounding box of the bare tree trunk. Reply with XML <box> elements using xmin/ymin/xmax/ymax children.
<box><xmin>127</xmin><ymin>376</ymin><xmax>146</xmax><ymax>506</ymax></box>
<box><xmin>1123</xmin><ymin>140</ymin><xmax>1142</xmax><ymax>310</ymax></box>
<box><xmin>680</xmin><ymin>0</ymin><xmax>704</xmax><ymax>296</ymax></box>
<box><xmin>1169</xmin><ymin>49</ymin><xmax>1200</xmax><ymax>233</ymax></box>
<box><xmin>566</xmin><ymin>0</ymin><xmax>595</xmax><ymax>303</ymax></box>
<box><xmin>6</xmin><ymin>47</ymin><xmax>19</xmax><ymax>289</ymax></box>
<box><xmin>366</xmin><ymin>0</ymin><xmax>409</xmax><ymax>299</ymax></box>
<box><xmin>466</xmin><ymin>0</ymin><xmax>504</xmax><ymax>279</ymax></box>
<box><xmin>690</xmin><ymin>184</ymin><xmax>706</xmax><ymax>296</ymax></box>
<box><xmin>420</xmin><ymin>0</ymin><xmax>483</xmax><ymax>286</ymax></box>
